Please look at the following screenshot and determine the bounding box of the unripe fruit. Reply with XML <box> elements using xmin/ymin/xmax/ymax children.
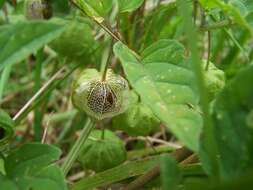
<box><xmin>72</xmin><ymin>69</ymin><xmax>130</xmax><ymax>120</ymax></box>
<box><xmin>24</xmin><ymin>0</ymin><xmax>52</xmax><ymax>20</ymax></box>
<box><xmin>50</xmin><ymin>21</ymin><xmax>98</xmax><ymax>64</ymax></box>
<box><xmin>203</xmin><ymin>61</ymin><xmax>225</xmax><ymax>101</ymax></box>
<box><xmin>113</xmin><ymin>91</ymin><xmax>160</xmax><ymax>136</ymax></box>
<box><xmin>78</xmin><ymin>129</ymin><xmax>127</xmax><ymax>172</ymax></box>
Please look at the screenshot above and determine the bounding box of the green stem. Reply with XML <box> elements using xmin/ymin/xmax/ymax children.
<box><xmin>33</xmin><ymin>49</ymin><xmax>43</xmax><ymax>141</ymax></box>
<box><xmin>61</xmin><ymin>118</ymin><xmax>96</xmax><ymax>176</ymax></box>
<box><xmin>177</xmin><ymin>0</ymin><xmax>219</xmax><ymax>177</ymax></box>
<box><xmin>205</xmin><ymin>31</ymin><xmax>211</xmax><ymax>71</ymax></box>
<box><xmin>70</xmin><ymin>0</ymin><xmax>122</xmax><ymax>42</ymax></box>
<box><xmin>101</xmin><ymin>39</ymin><xmax>114</xmax><ymax>81</ymax></box>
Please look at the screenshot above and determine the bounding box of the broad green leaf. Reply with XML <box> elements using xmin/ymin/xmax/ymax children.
<box><xmin>0</xmin><ymin>143</ymin><xmax>67</xmax><ymax>190</ymax></box>
<box><xmin>0</xmin><ymin>165</ymin><xmax>67</xmax><ymax>190</ymax></box>
<box><xmin>85</xmin><ymin>0</ymin><xmax>113</xmax><ymax>16</ymax></box>
<box><xmin>5</xmin><ymin>143</ymin><xmax>61</xmax><ymax>178</ymax></box>
<box><xmin>118</xmin><ymin>0</ymin><xmax>144</xmax><ymax>13</ymax></box>
<box><xmin>210</xmin><ymin>65</ymin><xmax>253</xmax><ymax>178</ymax></box>
<box><xmin>161</xmin><ymin>155</ymin><xmax>181</xmax><ymax>190</ymax></box>
<box><xmin>0</xmin><ymin>174</ymin><xmax>18</xmax><ymax>190</ymax></box>
<box><xmin>16</xmin><ymin>165</ymin><xmax>67</xmax><ymax>190</ymax></box>
<box><xmin>114</xmin><ymin>40</ymin><xmax>202</xmax><ymax>151</ymax></box>
<box><xmin>0</xmin><ymin>21</ymin><xmax>65</xmax><ymax>71</ymax></box>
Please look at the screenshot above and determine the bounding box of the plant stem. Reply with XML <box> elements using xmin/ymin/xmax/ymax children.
<box><xmin>61</xmin><ymin>118</ymin><xmax>96</xmax><ymax>176</ymax></box>
<box><xmin>101</xmin><ymin>39</ymin><xmax>114</xmax><ymax>81</ymax></box>
<box><xmin>205</xmin><ymin>31</ymin><xmax>211</xmax><ymax>70</ymax></box>
<box><xmin>177</xmin><ymin>0</ymin><xmax>219</xmax><ymax>176</ymax></box>
<box><xmin>70</xmin><ymin>0</ymin><xmax>122</xmax><ymax>43</ymax></box>
<box><xmin>33</xmin><ymin>49</ymin><xmax>43</xmax><ymax>141</ymax></box>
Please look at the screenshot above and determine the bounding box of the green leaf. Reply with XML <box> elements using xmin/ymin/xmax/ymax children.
<box><xmin>0</xmin><ymin>143</ymin><xmax>67</xmax><ymax>190</ymax></box>
<box><xmin>72</xmin><ymin>0</ymin><xmax>105</xmax><ymax>23</ymax></box>
<box><xmin>199</xmin><ymin>0</ymin><xmax>253</xmax><ymax>36</ymax></box>
<box><xmin>16</xmin><ymin>165</ymin><xmax>67</xmax><ymax>190</ymax></box>
<box><xmin>183</xmin><ymin>170</ymin><xmax>253</xmax><ymax>190</ymax></box>
<box><xmin>118</xmin><ymin>0</ymin><xmax>144</xmax><ymax>13</ymax></box>
<box><xmin>114</xmin><ymin>40</ymin><xmax>202</xmax><ymax>151</ymax></box>
<box><xmin>84</xmin><ymin>0</ymin><xmax>113</xmax><ymax>16</ymax></box>
<box><xmin>0</xmin><ymin>109</ymin><xmax>14</xmax><ymax>146</ymax></box>
<box><xmin>0</xmin><ymin>174</ymin><xmax>18</xmax><ymax>190</ymax></box>
<box><xmin>211</xmin><ymin>65</ymin><xmax>253</xmax><ymax>178</ymax></box>
<box><xmin>161</xmin><ymin>155</ymin><xmax>181</xmax><ymax>190</ymax></box>
<box><xmin>0</xmin><ymin>21</ymin><xmax>65</xmax><ymax>71</ymax></box>
<box><xmin>0</xmin><ymin>0</ymin><xmax>5</xmax><ymax>9</ymax></box>
<box><xmin>72</xmin><ymin>155</ymin><xmax>161</xmax><ymax>190</ymax></box>
<box><xmin>5</xmin><ymin>143</ymin><xmax>61</xmax><ymax>178</ymax></box>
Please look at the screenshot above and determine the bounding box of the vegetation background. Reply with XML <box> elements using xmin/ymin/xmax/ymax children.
<box><xmin>0</xmin><ymin>0</ymin><xmax>253</xmax><ymax>189</ymax></box>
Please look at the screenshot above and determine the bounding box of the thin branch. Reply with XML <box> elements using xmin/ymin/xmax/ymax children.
<box><xmin>61</xmin><ymin>118</ymin><xmax>96</xmax><ymax>176</ymax></box>
<box><xmin>70</xmin><ymin>0</ymin><xmax>122</xmax><ymax>43</ymax></box>
<box><xmin>13</xmin><ymin>66</ymin><xmax>66</xmax><ymax>122</ymax></box>
<box><xmin>101</xmin><ymin>39</ymin><xmax>114</xmax><ymax>81</ymax></box>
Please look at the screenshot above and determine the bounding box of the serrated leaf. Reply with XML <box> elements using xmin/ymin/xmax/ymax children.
<box><xmin>0</xmin><ymin>21</ymin><xmax>65</xmax><ymax>71</ymax></box>
<box><xmin>5</xmin><ymin>143</ymin><xmax>61</xmax><ymax>178</ymax></box>
<box><xmin>118</xmin><ymin>0</ymin><xmax>144</xmax><ymax>13</ymax></box>
<box><xmin>114</xmin><ymin>40</ymin><xmax>202</xmax><ymax>151</ymax></box>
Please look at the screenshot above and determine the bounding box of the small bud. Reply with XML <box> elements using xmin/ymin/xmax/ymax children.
<box><xmin>72</xmin><ymin>69</ymin><xmax>130</xmax><ymax>120</ymax></box>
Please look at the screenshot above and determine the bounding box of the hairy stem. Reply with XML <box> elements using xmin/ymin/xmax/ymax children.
<box><xmin>101</xmin><ymin>39</ymin><xmax>114</xmax><ymax>81</ymax></box>
<box><xmin>61</xmin><ymin>118</ymin><xmax>96</xmax><ymax>176</ymax></box>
